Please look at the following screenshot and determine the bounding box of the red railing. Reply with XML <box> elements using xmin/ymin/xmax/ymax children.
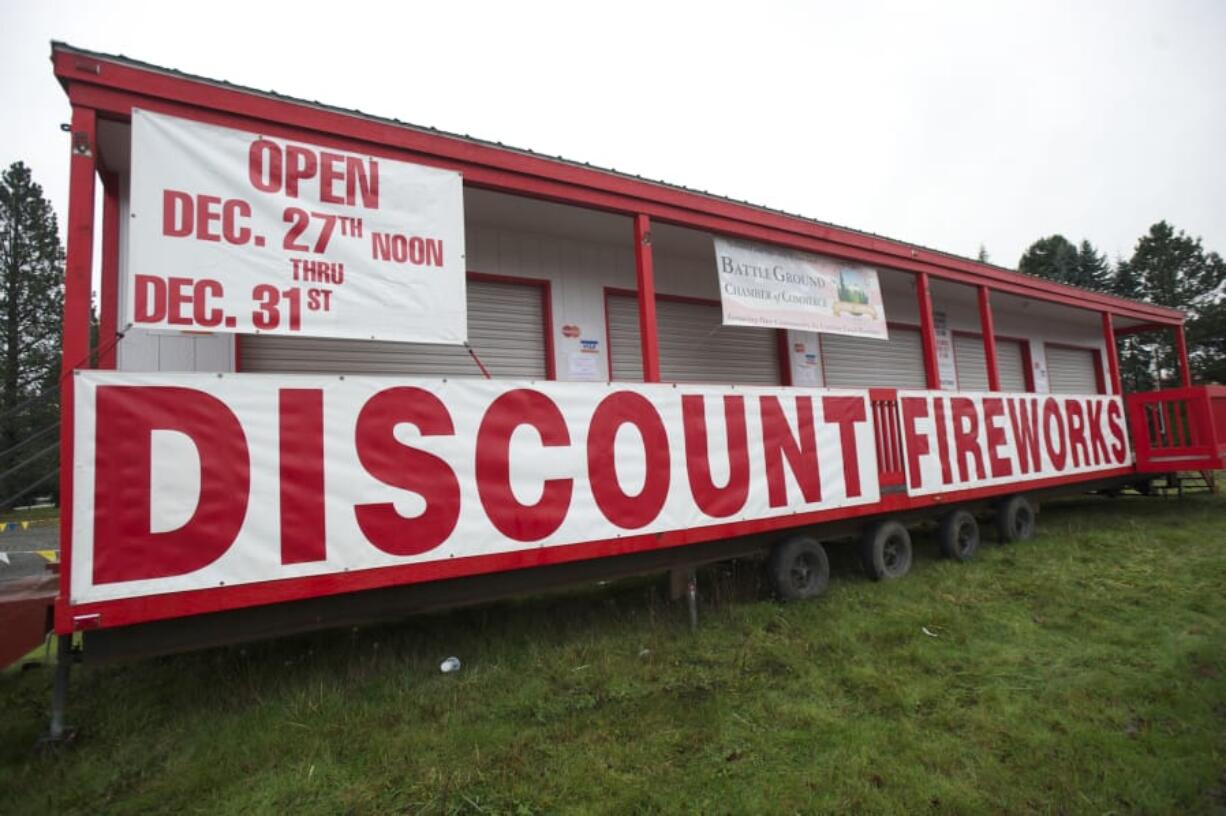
<box><xmin>1126</xmin><ymin>386</ymin><xmax>1226</xmax><ymax>472</ymax></box>
<box><xmin>870</xmin><ymin>388</ymin><xmax>907</xmax><ymax>490</ymax></box>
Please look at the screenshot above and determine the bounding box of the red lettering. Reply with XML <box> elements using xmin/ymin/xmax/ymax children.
<box><xmin>162</xmin><ymin>189</ymin><xmax>193</xmax><ymax>237</ymax></box>
<box><xmin>354</xmin><ymin>387</ymin><xmax>460</xmax><ymax>555</ymax></box>
<box><xmin>587</xmin><ymin>392</ymin><xmax>670</xmax><ymax>529</ymax></box>
<box><xmin>476</xmin><ymin>390</ymin><xmax>572</xmax><ymax>541</ymax></box>
<box><xmin>167</xmin><ymin>277</ymin><xmax>193</xmax><ymax>326</ymax></box>
<box><xmin>982</xmin><ymin>397</ymin><xmax>1013</xmax><ymax>478</ymax></box>
<box><xmin>192</xmin><ymin>280</ymin><xmax>224</xmax><ymax>327</ymax></box>
<box><xmin>1007</xmin><ymin>398</ymin><xmax>1041</xmax><ymax>475</ymax></box>
<box><xmin>1042</xmin><ymin>397</ymin><xmax>1067</xmax><ymax>470</ymax></box>
<box><xmin>822</xmin><ymin>395</ymin><xmax>867</xmax><ymax>498</ymax></box>
<box><xmin>319</xmin><ymin>152</ymin><xmax>345</xmax><ymax>205</ymax></box>
<box><xmin>284</xmin><ymin>144</ymin><xmax>317</xmax><ymax>199</ymax></box>
<box><xmin>1065</xmin><ymin>400</ymin><xmax>1089</xmax><ymax>467</ymax></box>
<box><xmin>93</xmin><ymin>386</ymin><xmax>249</xmax><ymax>583</ymax></box>
<box><xmin>1086</xmin><ymin>400</ymin><xmax>1109</xmax><ymax>465</ymax></box>
<box><xmin>760</xmin><ymin>396</ymin><xmax>820</xmax><ymax>507</ymax></box>
<box><xmin>196</xmin><ymin>194</ymin><xmax>222</xmax><ymax>242</ymax></box>
<box><xmin>279</xmin><ymin>389</ymin><xmax>325</xmax><ymax>564</ymax></box>
<box><xmin>222</xmin><ymin>199</ymin><xmax>251</xmax><ymax>245</ymax></box>
<box><xmin>933</xmin><ymin>397</ymin><xmax>953</xmax><ymax>485</ymax></box>
<box><xmin>371</xmin><ymin>232</ymin><xmax>392</xmax><ymax>261</ymax></box>
<box><xmin>249</xmin><ymin>138</ymin><xmax>281</xmax><ymax>193</ymax></box>
<box><xmin>951</xmin><ymin>397</ymin><xmax>986</xmax><ymax>482</ymax></box>
<box><xmin>347</xmin><ymin>155</ymin><xmax>379</xmax><ymax>208</ymax></box>
<box><xmin>134</xmin><ymin>274</ymin><xmax>167</xmax><ymax>323</ymax></box>
<box><xmin>900</xmin><ymin>397</ymin><xmax>930</xmax><ymax>490</ymax></box>
<box><xmin>681</xmin><ymin>395</ymin><xmax>749</xmax><ymax>518</ymax></box>
<box><xmin>1107</xmin><ymin>401</ymin><xmax>1127</xmax><ymax>464</ymax></box>
<box><xmin>425</xmin><ymin>239</ymin><xmax>443</xmax><ymax>267</ymax></box>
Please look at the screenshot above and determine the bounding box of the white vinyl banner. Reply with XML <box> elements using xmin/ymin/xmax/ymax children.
<box><xmin>70</xmin><ymin>374</ymin><xmax>1130</xmax><ymax>623</ymax></box>
<box><xmin>895</xmin><ymin>391</ymin><xmax>1131</xmax><ymax>496</ymax></box>
<box><xmin>127</xmin><ymin>109</ymin><xmax>467</xmax><ymax>343</ymax></box>
<box><xmin>71</xmin><ymin>373</ymin><xmax>881</xmax><ymax>607</ymax></box>
<box><xmin>714</xmin><ymin>237</ymin><xmax>888</xmax><ymax>338</ymax></box>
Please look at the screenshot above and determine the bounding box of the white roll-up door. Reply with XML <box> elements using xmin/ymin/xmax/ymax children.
<box><xmin>954</xmin><ymin>333</ymin><xmax>988</xmax><ymax>391</ymax></box>
<box><xmin>606</xmin><ymin>294</ymin><xmax>780</xmax><ymax>384</ymax></box>
<box><xmin>240</xmin><ymin>278</ymin><xmax>549</xmax><ymax>378</ymax></box>
<box><xmin>1045</xmin><ymin>344</ymin><xmax>1100</xmax><ymax>394</ymax></box>
<box><xmin>953</xmin><ymin>334</ymin><xmax>1029</xmax><ymax>392</ymax></box>
<box><xmin>997</xmin><ymin>338</ymin><xmax>1027</xmax><ymax>392</ymax></box>
<box><xmin>821</xmin><ymin>327</ymin><xmax>927</xmax><ymax>389</ymax></box>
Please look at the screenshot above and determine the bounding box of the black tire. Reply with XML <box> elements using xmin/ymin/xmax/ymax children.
<box><xmin>860</xmin><ymin>520</ymin><xmax>913</xmax><ymax>581</ymax></box>
<box><xmin>767</xmin><ymin>536</ymin><xmax>830</xmax><ymax>601</ymax></box>
<box><xmin>995</xmin><ymin>494</ymin><xmax>1036</xmax><ymax>543</ymax></box>
<box><xmin>938</xmin><ymin>509</ymin><xmax>980</xmax><ymax>561</ymax></box>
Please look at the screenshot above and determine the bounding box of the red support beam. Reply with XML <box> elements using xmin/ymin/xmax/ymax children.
<box><xmin>57</xmin><ymin>106</ymin><xmax>98</xmax><ymax>633</ymax></box>
<box><xmin>915</xmin><ymin>271</ymin><xmax>940</xmax><ymax>389</ymax></box>
<box><xmin>99</xmin><ymin>171</ymin><xmax>120</xmax><ymax>369</ymax></box>
<box><xmin>1101</xmin><ymin>312</ymin><xmax>1122</xmax><ymax>395</ymax></box>
<box><xmin>1114</xmin><ymin>322</ymin><xmax>1166</xmax><ymax>337</ymax></box>
<box><xmin>633</xmin><ymin>214</ymin><xmax>661</xmax><ymax>383</ymax></box>
<box><xmin>1175</xmin><ymin>324</ymin><xmax>1192</xmax><ymax>387</ymax></box>
<box><xmin>53</xmin><ymin>48</ymin><xmax>1188</xmax><ymax>328</ymax></box>
<box><xmin>978</xmin><ymin>286</ymin><xmax>1000</xmax><ymax>392</ymax></box>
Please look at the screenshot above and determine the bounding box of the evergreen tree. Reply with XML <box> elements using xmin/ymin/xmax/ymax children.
<box><xmin>1073</xmin><ymin>240</ymin><xmax>1110</xmax><ymax>290</ymax></box>
<box><xmin>1018</xmin><ymin>235</ymin><xmax>1080</xmax><ymax>286</ymax></box>
<box><xmin>1185</xmin><ymin>252</ymin><xmax>1226</xmax><ymax>384</ymax></box>
<box><xmin>976</xmin><ymin>244</ymin><xmax>990</xmax><ymax>263</ymax></box>
<box><xmin>0</xmin><ymin>162</ymin><xmax>64</xmax><ymax>506</ymax></box>
<box><xmin>1127</xmin><ymin>221</ymin><xmax>1226</xmax><ymax>387</ymax></box>
<box><xmin>1110</xmin><ymin>259</ymin><xmax>1154</xmax><ymax>391</ymax></box>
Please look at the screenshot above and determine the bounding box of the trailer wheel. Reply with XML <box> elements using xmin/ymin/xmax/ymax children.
<box><xmin>938</xmin><ymin>510</ymin><xmax>980</xmax><ymax>561</ymax></box>
<box><xmin>860</xmin><ymin>520</ymin><xmax>913</xmax><ymax>581</ymax></box>
<box><xmin>996</xmin><ymin>495</ymin><xmax>1036</xmax><ymax>543</ymax></box>
<box><xmin>767</xmin><ymin>536</ymin><xmax>830</xmax><ymax>602</ymax></box>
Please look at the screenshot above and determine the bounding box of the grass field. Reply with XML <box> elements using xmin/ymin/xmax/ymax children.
<box><xmin>2</xmin><ymin>493</ymin><xmax>1224</xmax><ymax>814</ymax></box>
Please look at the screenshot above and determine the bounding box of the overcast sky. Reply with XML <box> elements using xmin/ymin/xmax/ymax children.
<box><xmin>3</xmin><ymin>0</ymin><xmax>1224</xmax><ymax>269</ymax></box>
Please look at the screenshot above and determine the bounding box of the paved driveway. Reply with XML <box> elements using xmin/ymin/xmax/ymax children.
<box><xmin>0</xmin><ymin>525</ymin><xmax>59</xmax><ymax>584</ymax></box>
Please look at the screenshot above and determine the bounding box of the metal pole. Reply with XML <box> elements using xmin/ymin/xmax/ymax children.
<box><xmin>916</xmin><ymin>271</ymin><xmax>940</xmax><ymax>389</ymax></box>
<box><xmin>633</xmin><ymin>214</ymin><xmax>661</xmax><ymax>383</ymax></box>
<box><xmin>978</xmin><ymin>286</ymin><xmax>1001</xmax><ymax>392</ymax></box>
<box><xmin>48</xmin><ymin>634</ymin><xmax>72</xmax><ymax>742</ymax></box>
<box><xmin>1101</xmin><ymin>312</ymin><xmax>1122</xmax><ymax>395</ymax></box>
<box><xmin>686</xmin><ymin>569</ymin><xmax>698</xmax><ymax>631</ymax></box>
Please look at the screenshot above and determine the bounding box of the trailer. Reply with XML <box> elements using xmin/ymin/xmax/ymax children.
<box><xmin>38</xmin><ymin>42</ymin><xmax>1226</xmax><ymax>738</ymax></box>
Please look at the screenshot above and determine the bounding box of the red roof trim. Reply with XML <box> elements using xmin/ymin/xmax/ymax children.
<box><xmin>50</xmin><ymin>42</ymin><xmax>1184</xmax><ymax>326</ymax></box>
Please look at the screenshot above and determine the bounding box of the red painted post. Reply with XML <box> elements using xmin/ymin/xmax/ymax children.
<box><xmin>1101</xmin><ymin>312</ymin><xmax>1122</xmax><ymax>395</ymax></box>
<box><xmin>1174</xmin><ymin>324</ymin><xmax>1192</xmax><ymax>388</ymax></box>
<box><xmin>633</xmin><ymin>214</ymin><xmax>661</xmax><ymax>383</ymax></box>
<box><xmin>978</xmin><ymin>286</ymin><xmax>1000</xmax><ymax>392</ymax></box>
<box><xmin>916</xmin><ymin>271</ymin><xmax>940</xmax><ymax>389</ymax></box>
<box><xmin>57</xmin><ymin>106</ymin><xmax>98</xmax><ymax>633</ymax></box>
<box><xmin>99</xmin><ymin>172</ymin><xmax>120</xmax><ymax>370</ymax></box>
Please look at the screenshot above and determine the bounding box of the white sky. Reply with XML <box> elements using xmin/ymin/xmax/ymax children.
<box><xmin>2</xmin><ymin>0</ymin><xmax>1224</xmax><ymax>269</ymax></box>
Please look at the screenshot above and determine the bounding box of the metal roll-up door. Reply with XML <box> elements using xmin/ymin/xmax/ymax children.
<box><xmin>241</xmin><ymin>279</ymin><xmax>548</xmax><ymax>378</ymax></box>
<box><xmin>821</xmin><ymin>328</ymin><xmax>927</xmax><ymax>389</ymax></box>
<box><xmin>996</xmin><ymin>338</ymin><xmax>1027</xmax><ymax>392</ymax></box>
<box><xmin>606</xmin><ymin>294</ymin><xmax>780</xmax><ymax>384</ymax></box>
<box><xmin>954</xmin><ymin>333</ymin><xmax>988</xmax><ymax>391</ymax></box>
<box><xmin>1046</xmin><ymin>344</ymin><xmax>1099</xmax><ymax>394</ymax></box>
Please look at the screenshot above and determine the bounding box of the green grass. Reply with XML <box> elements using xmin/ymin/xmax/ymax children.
<box><xmin>3</xmin><ymin>494</ymin><xmax>1225</xmax><ymax>814</ymax></box>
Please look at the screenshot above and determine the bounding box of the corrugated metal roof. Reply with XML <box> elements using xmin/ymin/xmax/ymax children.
<box><xmin>50</xmin><ymin>41</ymin><xmax>1181</xmax><ymax>321</ymax></box>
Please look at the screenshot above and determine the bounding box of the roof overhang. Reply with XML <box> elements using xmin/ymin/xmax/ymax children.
<box><xmin>50</xmin><ymin>41</ymin><xmax>1185</xmax><ymax>327</ymax></box>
